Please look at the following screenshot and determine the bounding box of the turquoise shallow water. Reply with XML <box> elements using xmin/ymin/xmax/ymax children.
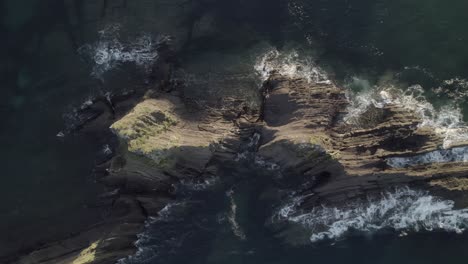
<box><xmin>3</xmin><ymin>0</ymin><xmax>468</xmax><ymax>262</ymax></box>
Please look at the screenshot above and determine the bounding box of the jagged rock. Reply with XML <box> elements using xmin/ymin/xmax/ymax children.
<box><xmin>258</xmin><ymin>73</ymin><xmax>468</xmax><ymax>206</ymax></box>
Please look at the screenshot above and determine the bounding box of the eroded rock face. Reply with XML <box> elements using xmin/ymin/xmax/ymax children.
<box><xmin>258</xmin><ymin>73</ymin><xmax>468</xmax><ymax>206</ymax></box>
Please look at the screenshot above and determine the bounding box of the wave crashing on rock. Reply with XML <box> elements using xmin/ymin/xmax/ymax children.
<box><xmin>275</xmin><ymin>187</ymin><xmax>468</xmax><ymax>242</ymax></box>
<box><xmin>344</xmin><ymin>80</ymin><xmax>468</xmax><ymax>148</ymax></box>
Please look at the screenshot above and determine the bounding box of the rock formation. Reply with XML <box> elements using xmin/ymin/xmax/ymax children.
<box><xmin>15</xmin><ymin>87</ymin><xmax>259</xmax><ymax>263</ymax></box>
<box><xmin>259</xmin><ymin>73</ymin><xmax>468</xmax><ymax>208</ymax></box>
<box><xmin>14</xmin><ymin>70</ymin><xmax>468</xmax><ymax>263</ymax></box>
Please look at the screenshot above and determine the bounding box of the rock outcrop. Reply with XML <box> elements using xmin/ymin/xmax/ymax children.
<box><xmin>258</xmin><ymin>73</ymin><xmax>468</xmax><ymax>207</ymax></box>
<box><xmin>15</xmin><ymin>71</ymin><xmax>468</xmax><ymax>263</ymax></box>
<box><xmin>15</xmin><ymin>88</ymin><xmax>259</xmax><ymax>263</ymax></box>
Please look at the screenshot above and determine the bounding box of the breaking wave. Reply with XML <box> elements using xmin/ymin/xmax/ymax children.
<box><xmin>254</xmin><ymin>49</ymin><xmax>331</xmax><ymax>84</ymax></box>
<box><xmin>275</xmin><ymin>187</ymin><xmax>468</xmax><ymax>242</ymax></box>
<box><xmin>254</xmin><ymin>51</ymin><xmax>468</xmax><ymax>150</ymax></box>
<box><xmin>79</xmin><ymin>24</ymin><xmax>168</xmax><ymax>79</ymax></box>
<box><xmin>344</xmin><ymin>78</ymin><xmax>468</xmax><ymax>148</ymax></box>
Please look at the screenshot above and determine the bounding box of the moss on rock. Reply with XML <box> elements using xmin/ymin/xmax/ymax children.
<box><xmin>111</xmin><ymin>99</ymin><xmax>178</xmax><ymax>141</ymax></box>
<box><xmin>111</xmin><ymin>99</ymin><xmax>180</xmax><ymax>167</ymax></box>
<box><xmin>72</xmin><ymin>241</ymin><xmax>100</xmax><ymax>264</ymax></box>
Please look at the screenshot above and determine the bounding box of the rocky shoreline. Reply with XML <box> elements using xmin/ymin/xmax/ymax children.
<box><xmin>11</xmin><ymin>60</ymin><xmax>468</xmax><ymax>263</ymax></box>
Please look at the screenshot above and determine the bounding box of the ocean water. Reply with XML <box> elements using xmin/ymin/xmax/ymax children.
<box><xmin>4</xmin><ymin>0</ymin><xmax>468</xmax><ymax>263</ymax></box>
<box><xmin>118</xmin><ymin>166</ymin><xmax>468</xmax><ymax>264</ymax></box>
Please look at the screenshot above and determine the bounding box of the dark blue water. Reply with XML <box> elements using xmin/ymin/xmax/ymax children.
<box><xmin>3</xmin><ymin>0</ymin><xmax>468</xmax><ymax>262</ymax></box>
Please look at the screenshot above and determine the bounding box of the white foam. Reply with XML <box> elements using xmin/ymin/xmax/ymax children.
<box><xmin>79</xmin><ymin>24</ymin><xmax>167</xmax><ymax>79</ymax></box>
<box><xmin>275</xmin><ymin>187</ymin><xmax>468</xmax><ymax>242</ymax></box>
<box><xmin>255</xmin><ymin>157</ymin><xmax>280</xmax><ymax>170</ymax></box>
<box><xmin>344</xmin><ymin>79</ymin><xmax>468</xmax><ymax>148</ymax></box>
<box><xmin>102</xmin><ymin>144</ymin><xmax>113</xmax><ymax>155</ymax></box>
<box><xmin>254</xmin><ymin>49</ymin><xmax>331</xmax><ymax>84</ymax></box>
<box><xmin>235</xmin><ymin>132</ymin><xmax>262</xmax><ymax>162</ymax></box>
<box><xmin>386</xmin><ymin>146</ymin><xmax>468</xmax><ymax>168</ymax></box>
<box><xmin>433</xmin><ymin>77</ymin><xmax>468</xmax><ymax>102</ymax></box>
<box><xmin>288</xmin><ymin>1</ymin><xmax>309</xmax><ymax>26</ymax></box>
<box><xmin>226</xmin><ymin>189</ymin><xmax>247</xmax><ymax>240</ymax></box>
<box><xmin>400</xmin><ymin>65</ymin><xmax>436</xmax><ymax>79</ymax></box>
<box><xmin>180</xmin><ymin>177</ymin><xmax>218</xmax><ymax>191</ymax></box>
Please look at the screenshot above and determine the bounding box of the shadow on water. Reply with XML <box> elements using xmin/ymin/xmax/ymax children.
<box><xmin>120</xmin><ymin>161</ymin><xmax>288</xmax><ymax>264</ymax></box>
<box><xmin>121</xmin><ymin>158</ymin><xmax>468</xmax><ymax>264</ymax></box>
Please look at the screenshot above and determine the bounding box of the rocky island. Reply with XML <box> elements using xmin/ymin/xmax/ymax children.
<box><xmin>11</xmin><ymin>47</ymin><xmax>468</xmax><ymax>263</ymax></box>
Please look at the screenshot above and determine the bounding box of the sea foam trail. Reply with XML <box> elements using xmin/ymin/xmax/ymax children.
<box><xmin>79</xmin><ymin>24</ymin><xmax>167</xmax><ymax>79</ymax></box>
<box><xmin>226</xmin><ymin>189</ymin><xmax>247</xmax><ymax>240</ymax></box>
<box><xmin>387</xmin><ymin>146</ymin><xmax>468</xmax><ymax>168</ymax></box>
<box><xmin>275</xmin><ymin>187</ymin><xmax>468</xmax><ymax>242</ymax></box>
<box><xmin>344</xmin><ymin>80</ymin><xmax>468</xmax><ymax>148</ymax></box>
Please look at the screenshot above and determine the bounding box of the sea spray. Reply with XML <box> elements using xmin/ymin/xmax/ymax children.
<box><xmin>79</xmin><ymin>24</ymin><xmax>168</xmax><ymax>79</ymax></box>
<box><xmin>254</xmin><ymin>48</ymin><xmax>330</xmax><ymax>84</ymax></box>
<box><xmin>254</xmin><ymin>50</ymin><xmax>468</xmax><ymax>149</ymax></box>
<box><xmin>275</xmin><ymin>187</ymin><xmax>468</xmax><ymax>242</ymax></box>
